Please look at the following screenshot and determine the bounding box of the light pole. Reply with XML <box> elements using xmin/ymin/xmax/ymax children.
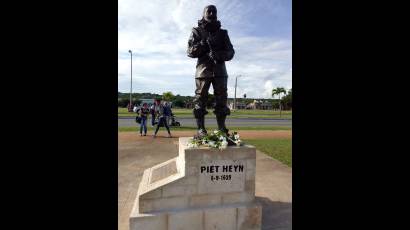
<box><xmin>233</xmin><ymin>75</ymin><xmax>241</xmax><ymax>111</ymax></box>
<box><xmin>128</xmin><ymin>50</ymin><xmax>133</xmax><ymax>112</ymax></box>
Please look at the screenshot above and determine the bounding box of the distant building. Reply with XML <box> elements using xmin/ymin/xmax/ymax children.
<box><xmin>246</xmin><ymin>100</ymin><xmax>273</xmax><ymax>110</ymax></box>
<box><xmin>258</xmin><ymin>101</ymin><xmax>273</xmax><ymax>110</ymax></box>
<box><xmin>140</xmin><ymin>99</ymin><xmax>155</xmax><ymax>106</ymax></box>
<box><xmin>228</xmin><ymin>101</ymin><xmax>247</xmax><ymax>110</ymax></box>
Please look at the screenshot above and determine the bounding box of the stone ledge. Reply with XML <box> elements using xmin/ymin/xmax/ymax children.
<box><xmin>138</xmin><ymin>157</ymin><xmax>185</xmax><ymax>197</ymax></box>
<box><xmin>129</xmin><ymin>212</ymin><xmax>167</xmax><ymax>230</ymax></box>
<box><xmin>130</xmin><ymin>202</ymin><xmax>262</xmax><ymax>230</ymax></box>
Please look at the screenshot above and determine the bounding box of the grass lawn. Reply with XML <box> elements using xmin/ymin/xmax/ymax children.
<box><xmin>244</xmin><ymin>138</ymin><xmax>292</xmax><ymax>167</ymax></box>
<box><xmin>118</xmin><ymin>126</ymin><xmax>291</xmax><ymax>132</ymax></box>
<box><xmin>118</xmin><ymin>108</ymin><xmax>292</xmax><ymax>119</ymax></box>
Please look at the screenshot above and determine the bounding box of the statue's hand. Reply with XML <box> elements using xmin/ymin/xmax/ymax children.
<box><xmin>206</xmin><ymin>36</ymin><xmax>216</xmax><ymax>47</ymax></box>
<box><xmin>199</xmin><ymin>39</ymin><xmax>210</xmax><ymax>53</ymax></box>
<box><xmin>200</xmin><ymin>39</ymin><xmax>207</xmax><ymax>47</ymax></box>
<box><xmin>209</xmin><ymin>51</ymin><xmax>219</xmax><ymax>62</ymax></box>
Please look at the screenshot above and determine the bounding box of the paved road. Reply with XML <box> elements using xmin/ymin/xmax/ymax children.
<box><xmin>118</xmin><ymin>117</ymin><xmax>292</xmax><ymax>127</ymax></box>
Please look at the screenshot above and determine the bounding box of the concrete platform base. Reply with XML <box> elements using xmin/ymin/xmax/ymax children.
<box><xmin>130</xmin><ymin>137</ymin><xmax>262</xmax><ymax>230</ymax></box>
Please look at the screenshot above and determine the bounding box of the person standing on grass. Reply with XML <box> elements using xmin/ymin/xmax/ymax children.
<box><xmin>164</xmin><ymin>102</ymin><xmax>172</xmax><ymax>126</ymax></box>
<box><xmin>153</xmin><ymin>100</ymin><xmax>172</xmax><ymax>138</ymax></box>
<box><xmin>138</xmin><ymin>103</ymin><xmax>150</xmax><ymax>136</ymax></box>
<box><xmin>150</xmin><ymin>103</ymin><xmax>156</xmax><ymax>127</ymax></box>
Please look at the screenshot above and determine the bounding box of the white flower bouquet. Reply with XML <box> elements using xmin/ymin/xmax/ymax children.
<box><xmin>188</xmin><ymin>130</ymin><xmax>242</xmax><ymax>150</ymax></box>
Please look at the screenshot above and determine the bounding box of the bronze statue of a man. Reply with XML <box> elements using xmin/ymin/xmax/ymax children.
<box><xmin>187</xmin><ymin>5</ymin><xmax>235</xmax><ymax>137</ymax></box>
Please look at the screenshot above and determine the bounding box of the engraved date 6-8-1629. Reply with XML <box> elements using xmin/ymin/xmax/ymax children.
<box><xmin>211</xmin><ymin>174</ymin><xmax>231</xmax><ymax>181</ymax></box>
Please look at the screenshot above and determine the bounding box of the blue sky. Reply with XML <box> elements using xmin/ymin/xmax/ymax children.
<box><xmin>118</xmin><ymin>0</ymin><xmax>291</xmax><ymax>98</ymax></box>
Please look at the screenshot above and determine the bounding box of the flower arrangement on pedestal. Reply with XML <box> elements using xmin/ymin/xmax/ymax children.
<box><xmin>188</xmin><ymin>130</ymin><xmax>242</xmax><ymax>150</ymax></box>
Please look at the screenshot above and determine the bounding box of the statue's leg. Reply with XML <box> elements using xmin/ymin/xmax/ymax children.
<box><xmin>193</xmin><ymin>78</ymin><xmax>211</xmax><ymax>137</ymax></box>
<box><xmin>212</xmin><ymin>77</ymin><xmax>230</xmax><ymax>134</ymax></box>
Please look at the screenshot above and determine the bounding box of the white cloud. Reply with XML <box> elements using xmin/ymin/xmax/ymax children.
<box><xmin>264</xmin><ymin>80</ymin><xmax>274</xmax><ymax>98</ymax></box>
<box><xmin>118</xmin><ymin>0</ymin><xmax>291</xmax><ymax>98</ymax></box>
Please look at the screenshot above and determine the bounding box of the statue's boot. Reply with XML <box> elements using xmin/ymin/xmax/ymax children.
<box><xmin>195</xmin><ymin>116</ymin><xmax>207</xmax><ymax>138</ymax></box>
<box><xmin>216</xmin><ymin>115</ymin><xmax>235</xmax><ymax>145</ymax></box>
<box><xmin>216</xmin><ymin>114</ymin><xmax>228</xmax><ymax>134</ymax></box>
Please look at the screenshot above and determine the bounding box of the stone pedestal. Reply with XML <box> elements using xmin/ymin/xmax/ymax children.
<box><xmin>130</xmin><ymin>137</ymin><xmax>262</xmax><ymax>230</ymax></box>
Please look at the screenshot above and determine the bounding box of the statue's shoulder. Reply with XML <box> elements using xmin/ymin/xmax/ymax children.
<box><xmin>192</xmin><ymin>26</ymin><xmax>201</xmax><ymax>35</ymax></box>
<box><xmin>192</xmin><ymin>26</ymin><xmax>207</xmax><ymax>38</ymax></box>
<box><xmin>219</xmin><ymin>29</ymin><xmax>229</xmax><ymax>35</ymax></box>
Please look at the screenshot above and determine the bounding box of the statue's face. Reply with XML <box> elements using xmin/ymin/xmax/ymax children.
<box><xmin>203</xmin><ymin>5</ymin><xmax>217</xmax><ymax>22</ymax></box>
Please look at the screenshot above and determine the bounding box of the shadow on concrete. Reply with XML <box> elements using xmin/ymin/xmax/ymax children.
<box><xmin>255</xmin><ymin>196</ymin><xmax>292</xmax><ymax>230</ymax></box>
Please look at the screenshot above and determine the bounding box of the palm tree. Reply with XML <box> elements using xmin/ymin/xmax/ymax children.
<box><xmin>278</xmin><ymin>87</ymin><xmax>287</xmax><ymax>117</ymax></box>
<box><xmin>272</xmin><ymin>88</ymin><xmax>279</xmax><ymax>111</ymax></box>
<box><xmin>272</xmin><ymin>87</ymin><xmax>287</xmax><ymax>117</ymax></box>
<box><xmin>162</xmin><ymin>91</ymin><xmax>175</xmax><ymax>102</ymax></box>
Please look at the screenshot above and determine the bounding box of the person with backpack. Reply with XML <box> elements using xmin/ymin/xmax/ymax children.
<box><xmin>138</xmin><ymin>103</ymin><xmax>150</xmax><ymax>136</ymax></box>
<box><xmin>150</xmin><ymin>103</ymin><xmax>156</xmax><ymax>127</ymax></box>
<box><xmin>153</xmin><ymin>99</ymin><xmax>172</xmax><ymax>138</ymax></box>
<box><xmin>164</xmin><ymin>102</ymin><xmax>172</xmax><ymax>126</ymax></box>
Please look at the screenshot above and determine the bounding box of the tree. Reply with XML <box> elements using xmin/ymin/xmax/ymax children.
<box><xmin>132</xmin><ymin>99</ymin><xmax>141</xmax><ymax>106</ymax></box>
<box><xmin>173</xmin><ymin>99</ymin><xmax>186</xmax><ymax>108</ymax></box>
<box><xmin>271</xmin><ymin>100</ymin><xmax>280</xmax><ymax>110</ymax></box>
<box><xmin>118</xmin><ymin>98</ymin><xmax>129</xmax><ymax>108</ymax></box>
<box><xmin>272</xmin><ymin>87</ymin><xmax>287</xmax><ymax>117</ymax></box>
<box><xmin>282</xmin><ymin>88</ymin><xmax>292</xmax><ymax>110</ymax></box>
<box><xmin>162</xmin><ymin>91</ymin><xmax>175</xmax><ymax>102</ymax></box>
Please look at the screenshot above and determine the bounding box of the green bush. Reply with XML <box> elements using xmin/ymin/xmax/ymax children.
<box><xmin>118</xmin><ymin>98</ymin><xmax>129</xmax><ymax>108</ymax></box>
